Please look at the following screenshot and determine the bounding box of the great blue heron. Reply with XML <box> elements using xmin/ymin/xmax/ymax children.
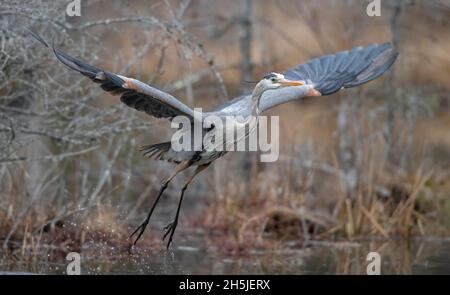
<box><xmin>29</xmin><ymin>31</ymin><xmax>398</xmax><ymax>249</ymax></box>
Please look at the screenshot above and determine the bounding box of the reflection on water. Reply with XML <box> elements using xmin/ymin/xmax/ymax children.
<box><xmin>1</xmin><ymin>236</ymin><xmax>450</xmax><ymax>274</ymax></box>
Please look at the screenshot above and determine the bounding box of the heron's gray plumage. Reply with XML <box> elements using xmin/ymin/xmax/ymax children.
<box><xmin>30</xmin><ymin>30</ymin><xmax>398</xmax><ymax>249</ymax></box>
<box><xmin>212</xmin><ymin>85</ymin><xmax>313</xmax><ymax>117</ymax></box>
<box><xmin>214</xmin><ymin>43</ymin><xmax>398</xmax><ymax>117</ymax></box>
<box><xmin>283</xmin><ymin>42</ymin><xmax>398</xmax><ymax>95</ymax></box>
<box><xmin>29</xmin><ymin>31</ymin><xmax>398</xmax><ymax>167</ymax></box>
<box><xmin>28</xmin><ymin>30</ymin><xmax>196</xmax><ymax>121</ymax></box>
<box><xmin>30</xmin><ymin>30</ymin><xmax>397</xmax><ymax>129</ymax></box>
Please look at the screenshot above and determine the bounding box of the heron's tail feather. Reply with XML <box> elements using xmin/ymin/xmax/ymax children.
<box><xmin>140</xmin><ymin>142</ymin><xmax>172</xmax><ymax>160</ymax></box>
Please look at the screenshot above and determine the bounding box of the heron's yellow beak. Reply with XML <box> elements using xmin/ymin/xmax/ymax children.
<box><xmin>280</xmin><ymin>78</ymin><xmax>304</xmax><ymax>87</ymax></box>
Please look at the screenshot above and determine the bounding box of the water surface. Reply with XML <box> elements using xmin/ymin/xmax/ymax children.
<box><xmin>1</xmin><ymin>236</ymin><xmax>449</xmax><ymax>274</ymax></box>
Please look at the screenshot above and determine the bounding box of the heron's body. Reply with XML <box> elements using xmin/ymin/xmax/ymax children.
<box><xmin>29</xmin><ymin>30</ymin><xmax>398</xmax><ymax>249</ymax></box>
<box><xmin>144</xmin><ymin>79</ymin><xmax>270</xmax><ymax>166</ymax></box>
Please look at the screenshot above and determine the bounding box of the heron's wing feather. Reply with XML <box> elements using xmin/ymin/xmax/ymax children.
<box><xmin>284</xmin><ymin>43</ymin><xmax>398</xmax><ymax>95</ymax></box>
<box><xmin>29</xmin><ymin>31</ymin><xmax>195</xmax><ymax>120</ymax></box>
<box><xmin>216</xmin><ymin>43</ymin><xmax>398</xmax><ymax>115</ymax></box>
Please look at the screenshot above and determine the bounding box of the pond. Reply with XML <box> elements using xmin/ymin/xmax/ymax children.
<box><xmin>1</xmin><ymin>235</ymin><xmax>450</xmax><ymax>275</ymax></box>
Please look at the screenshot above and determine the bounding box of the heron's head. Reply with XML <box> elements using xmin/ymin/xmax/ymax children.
<box><xmin>255</xmin><ymin>72</ymin><xmax>304</xmax><ymax>93</ymax></box>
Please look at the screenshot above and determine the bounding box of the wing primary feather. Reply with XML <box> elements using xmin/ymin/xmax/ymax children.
<box><xmin>215</xmin><ymin>43</ymin><xmax>398</xmax><ymax>115</ymax></box>
<box><xmin>283</xmin><ymin>43</ymin><xmax>398</xmax><ymax>96</ymax></box>
<box><xmin>29</xmin><ymin>30</ymin><xmax>195</xmax><ymax>120</ymax></box>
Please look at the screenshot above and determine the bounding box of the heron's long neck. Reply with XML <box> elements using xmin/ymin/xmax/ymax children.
<box><xmin>228</xmin><ymin>84</ymin><xmax>265</xmax><ymax>147</ymax></box>
<box><xmin>250</xmin><ymin>84</ymin><xmax>264</xmax><ymax>118</ymax></box>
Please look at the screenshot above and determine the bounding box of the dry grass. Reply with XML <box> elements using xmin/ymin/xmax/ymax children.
<box><xmin>191</xmin><ymin>100</ymin><xmax>450</xmax><ymax>254</ymax></box>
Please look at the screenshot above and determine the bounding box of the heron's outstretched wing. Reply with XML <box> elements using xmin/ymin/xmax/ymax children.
<box><xmin>284</xmin><ymin>43</ymin><xmax>398</xmax><ymax>95</ymax></box>
<box><xmin>29</xmin><ymin>31</ymin><xmax>195</xmax><ymax>120</ymax></box>
<box><xmin>215</xmin><ymin>43</ymin><xmax>398</xmax><ymax>115</ymax></box>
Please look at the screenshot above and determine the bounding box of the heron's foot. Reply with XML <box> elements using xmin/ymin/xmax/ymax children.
<box><xmin>163</xmin><ymin>221</ymin><xmax>178</xmax><ymax>250</ymax></box>
<box><xmin>128</xmin><ymin>219</ymin><xmax>150</xmax><ymax>248</ymax></box>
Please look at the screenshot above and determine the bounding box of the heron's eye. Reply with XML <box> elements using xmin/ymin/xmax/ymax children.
<box><xmin>270</xmin><ymin>77</ymin><xmax>277</xmax><ymax>83</ymax></box>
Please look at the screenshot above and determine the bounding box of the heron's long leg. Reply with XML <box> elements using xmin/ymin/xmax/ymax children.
<box><xmin>163</xmin><ymin>163</ymin><xmax>210</xmax><ymax>249</ymax></box>
<box><xmin>129</xmin><ymin>160</ymin><xmax>190</xmax><ymax>247</ymax></box>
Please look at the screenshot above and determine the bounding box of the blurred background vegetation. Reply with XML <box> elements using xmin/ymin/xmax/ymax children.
<box><xmin>1</xmin><ymin>0</ymin><xmax>450</xmax><ymax>271</ymax></box>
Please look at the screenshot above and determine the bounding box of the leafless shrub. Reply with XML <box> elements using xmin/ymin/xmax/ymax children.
<box><xmin>0</xmin><ymin>0</ymin><xmax>226</xmax><ymax>252</ymax></box>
